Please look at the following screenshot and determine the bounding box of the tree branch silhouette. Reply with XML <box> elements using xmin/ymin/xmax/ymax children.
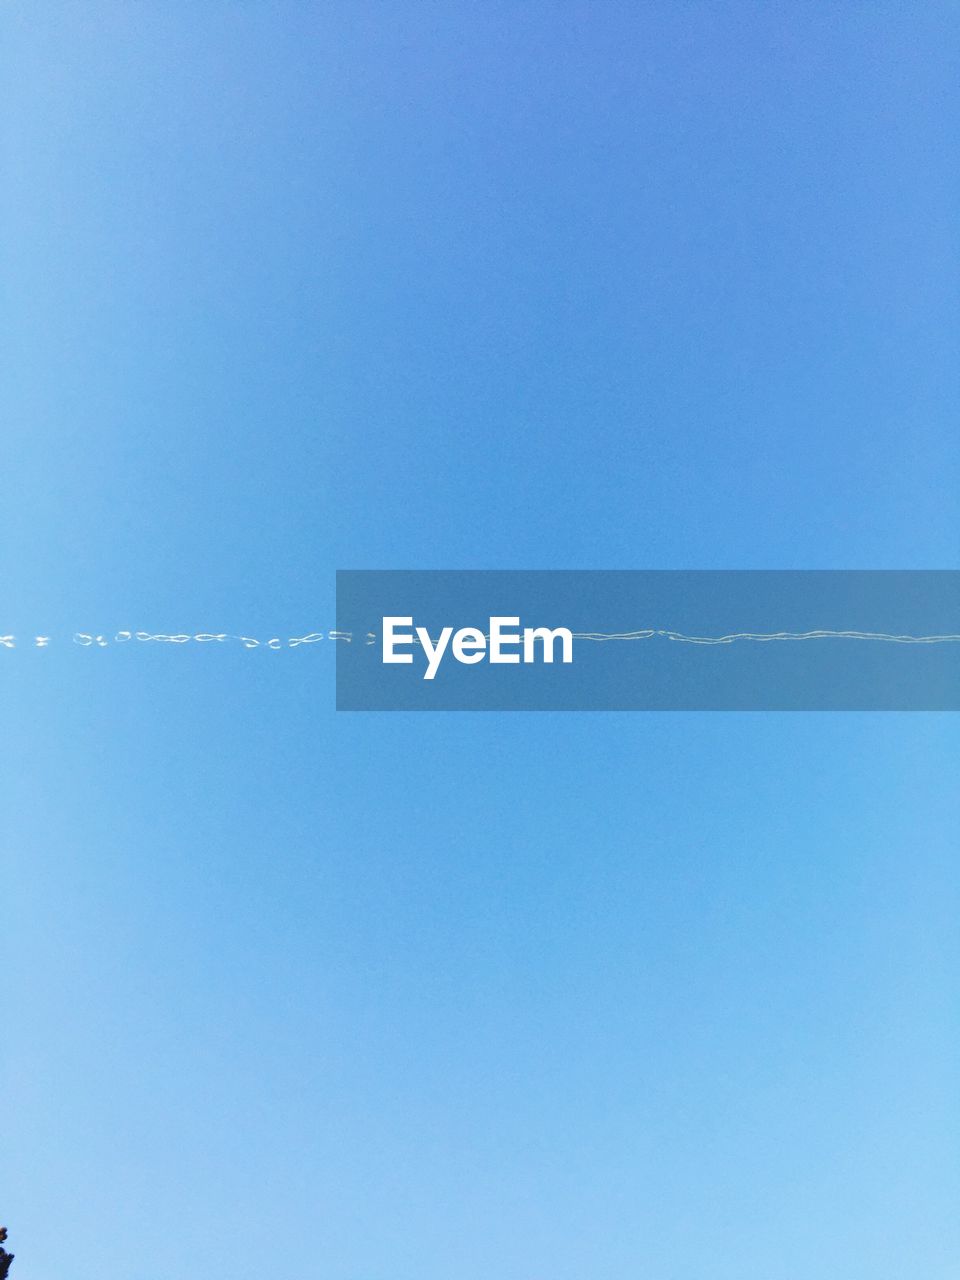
<box><xmin>0</xmin><ymin>1225</ymin><xmax>13</xmax><ymax>1278</ymax></box>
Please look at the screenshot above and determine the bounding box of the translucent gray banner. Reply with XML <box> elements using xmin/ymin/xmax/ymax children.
<box><xmin>336</xmin><ymin>571</ymin><xmax>960</xmax><ymax>711</ymax></box>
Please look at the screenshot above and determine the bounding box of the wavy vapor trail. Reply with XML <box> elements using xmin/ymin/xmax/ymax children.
<box><xmin>0</xmin><ymin>626</ymin><xmax>950</xmax><ymax>650</ymax></box>
<box><xmin>393</xmin><ymin>628</ymin><xmax>960</xmax><ymax>646</ymax></box>
<box><xmin>571</xmin><ymin>630</ymin><xmax>656</xmax><ymax>642</ymax></box>
<box><xmin>572</xmin><ymin>629</ymin><xmax>960</xmax><ymax>645</ymax></box>
<box><xmin>69</xmin><ymin>630</ymin><xmax>354</xmax><ymax>648</ymax></box>
<box><xmin>369</xmin><ymin>628</ymin><xmax>960</xmax><ymax>646</ymax></box>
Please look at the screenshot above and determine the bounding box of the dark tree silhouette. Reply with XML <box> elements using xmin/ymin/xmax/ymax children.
<box><xmin>0</xmin><ymin>1225</ymin><xmax>13</xmax><ymax>1278</ymax></box>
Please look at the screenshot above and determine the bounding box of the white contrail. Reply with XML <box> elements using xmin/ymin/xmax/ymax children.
<box><xmin>580</xmin><ymin>628</ymin><xmax>960</xmax><ymax>645</ymax></box>
<box><xmin>0</xmin><ymin>626</ymin><xmax>956</xmax><ymax>650</ymax></box>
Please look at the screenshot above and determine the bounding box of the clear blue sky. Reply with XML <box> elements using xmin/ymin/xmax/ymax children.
<box><xmin>3</xmin><ymin>4</ymin><xmax>959</xmax><ymax>1277</ymax></box>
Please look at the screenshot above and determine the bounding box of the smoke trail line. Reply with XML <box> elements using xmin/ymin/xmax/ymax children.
<box><xmin>0</xmin><ymin>627</ymin><xmax>958</xmax><ymax>650</ymax></box>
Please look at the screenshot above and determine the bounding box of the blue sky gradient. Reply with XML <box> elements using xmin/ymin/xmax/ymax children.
<box><xmin>3</xmin><ymin>4</ymin><xmax>959</xmax><ymax>1277</ymax></box>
